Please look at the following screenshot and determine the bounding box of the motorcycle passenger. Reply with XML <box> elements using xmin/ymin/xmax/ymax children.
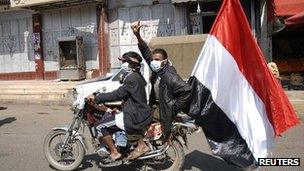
<box><xmin>131</xmin><ymin>21</ymin><xmax>193</xmax><ymax>140</ymax></box>
<box><xmin>86</xmin><ymin>51</ymin><xmax>152</xmax><ymax>161</ymax></box>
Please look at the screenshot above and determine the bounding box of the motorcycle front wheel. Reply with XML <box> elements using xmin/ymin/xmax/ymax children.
<box><xmin>43</xmin><ymin>130</ymin><xmax>85</xmax><ymax>171</ymax></box>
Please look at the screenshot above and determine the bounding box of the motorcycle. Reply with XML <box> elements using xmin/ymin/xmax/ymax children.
<box><xmin>43</xmin><ymin>99</ymin><xmax>198</xmax><ymax>171</ymax></box>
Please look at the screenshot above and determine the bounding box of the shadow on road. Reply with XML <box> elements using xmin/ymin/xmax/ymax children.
<box><xmin>77</xmin><ymin>150</ymin><xmax>244</xmax><ymax>171</ymax></box>
<box><xmin>0</xmin><ymin>106</ymin><xmax>8</xmax><ymax>110</ymax></box>
<box><xmin>75</xmin><ymin>150</ymin><xmax>244</xmax><ymax>171</ymax></box>
<box><xmin>75</xmin><ymin>153</ymin><xmax>99</xmax><ymax>170</ymax></box>
<box><xmin>183</xmin><ymin>150</ymin><xmax>243</xmax><ymax>171</ymax></box>
<box><xmin>0</xmin><ymin>117</ymin><xmax>16</xmax><ymax>127</ymax></box>
<box><xmin>77</xmin><ymin>153</ymin><xmax>134</xmax><ymax>171</ymax></box>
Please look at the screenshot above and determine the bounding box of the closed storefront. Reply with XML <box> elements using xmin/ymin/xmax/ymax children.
<box><xmin>0</xmin><ymin>10</ymin><xmax>35</xmax><ymax>78</ymax></box>
<box><xmin>41</xmin><ymin>5</ymin><xmax>98</xmax><ymax>76</ymax></box>
<box><xmin>270</xmin><ymin>0</ymin><xmax>304</xmax><ymax>90</ymax></box>
<box><xmin>0</xmin><ymin>0</ymin><xmax>104</xmax><ymax>80</ymax></box>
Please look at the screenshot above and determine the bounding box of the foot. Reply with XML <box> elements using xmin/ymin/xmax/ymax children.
<box><xmin>193</xmin><ymin>124</ymin><xmax>202</xmax><ymax>133</ymax></box>
<box><xmin>126</xmin><ymin>145</ymin><xmax>149</xmax><ymax>160</ymax></box>
<box><xmin>110</xmin><ymin>152</ymin><xmax>122</xmax><ymax>161</ymax></box>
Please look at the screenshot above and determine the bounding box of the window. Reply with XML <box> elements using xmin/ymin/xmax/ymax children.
<box><xmin>188</xmin><ymin>0</ymin><xmax>222</xmax><ymax>34</ymax></box>
<box><xmin>59</xmin><ymin>40</ymin><xmax>77</xmax><ymax>69</ymax></box>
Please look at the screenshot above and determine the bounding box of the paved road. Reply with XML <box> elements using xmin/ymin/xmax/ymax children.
<box><xmin>0</xmin><ymin>103</ymin><xmax>303</xmax><ymax>171</ymax></box>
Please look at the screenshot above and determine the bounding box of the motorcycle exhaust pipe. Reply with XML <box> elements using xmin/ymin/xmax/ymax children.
<box><xmin>137</xmin><ymin>145</ymin><xmax>170</xmax><ymax>160</ymax></box>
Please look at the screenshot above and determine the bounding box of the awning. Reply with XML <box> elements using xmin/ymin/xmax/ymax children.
<box><xmin>9</xmin><ymin>0</ymin><xmax>104</xmax><ymax>8</ymax></box>
<box><xmin>285</xmin><ymin>11</ymin><xmax>304</xmax><ymax>28</ymax></box>
<box><xmin>274</xmin><ymin>0</ymin><xmax>304</xmax><ymax>16</ymax></box>
<box><xmin>10</xmin><ymin>0</ymin><xmax>63</xmax><ymax>8</ymax></box>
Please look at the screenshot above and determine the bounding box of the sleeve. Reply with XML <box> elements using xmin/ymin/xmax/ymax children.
<box><xmin>138</xmin><ymin>41</ymin><xmax>153</xmax><ymax>65</ymax></box>
<box><xmin>169</xmin><ymin>75</ymin><xmax>192</xmax><ymax>116</ymax></box>
<box><xmin>94</xmin><ymin>76</ymin><xmax>136</xmax><ymax>104</ymax></box>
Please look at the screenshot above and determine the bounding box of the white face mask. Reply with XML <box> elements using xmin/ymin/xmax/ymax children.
<box><xmin>150</xmin><ymin>60</ymin><xmax>164</xmax><ymax>72</ymax></box>
<box><xmin>121</xmin><ymin>62</ymin><xmax>129</xmax><ymax>70</ymax></box>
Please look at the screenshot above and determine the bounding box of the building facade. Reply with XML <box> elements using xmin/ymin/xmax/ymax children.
<box><xmin>0</xmin><ymin>0</ymin><xmax>270</xmax><ymax>80</ymax></box>
<box><xmin>0</xmin><ymin>0</ymin><xmax>106</xmax><ymax>80</ymax></box>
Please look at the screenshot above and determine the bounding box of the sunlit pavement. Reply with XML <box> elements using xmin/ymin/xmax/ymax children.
<box><xmin>0</xmin><ymin>102</ymin><xmax>303</xmax><ymax>171</ymax></box>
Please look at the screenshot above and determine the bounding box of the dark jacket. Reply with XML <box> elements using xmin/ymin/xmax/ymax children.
<box><xmin>138</xmin><ymin>42</ymin><xmax>192</xmax><ymax>134</ymax></box>
<box><xmin>94</xmin><ymin>71</ymin><xmax>152</xmax><ymax>134</ymax></box>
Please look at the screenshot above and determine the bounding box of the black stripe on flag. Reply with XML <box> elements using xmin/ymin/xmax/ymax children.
<box><xmin>188</xmin><ymin>76</ymin><xmax>256</xmax><ymax>168</ymax></box>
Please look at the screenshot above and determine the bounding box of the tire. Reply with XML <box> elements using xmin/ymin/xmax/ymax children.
<box><xmin>144</xmin><ymin>139</ymin><xmax>185</xmax><ymax>171</ymax></box>
<box><xmin>43</xmin><ymin>130</ymin><xmax>85</xmax><ymax>171</ymax></box>
<box><xmin>166</xmin><ymin>140</ymin><xmax>185</xmax><ymax>171</ymax></box>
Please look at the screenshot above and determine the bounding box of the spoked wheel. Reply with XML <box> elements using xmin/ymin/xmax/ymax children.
<box><xmin>143</xmin><ymin>140</ymin><xmax>185</xmax><ymax>171</ymax></box>
<box><xmin>43</xmin><ymin>130</ymin><xmax>85</xmax><ymax>171</ymax></box>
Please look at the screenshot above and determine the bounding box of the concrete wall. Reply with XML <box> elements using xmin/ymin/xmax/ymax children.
<box><xmin>149</xmin><ymin>34</ymin><xmax>207</xmax><ymax>79</ymax></box>
<box><xmin>41</xmin><ymin>4</ymin><xmax>98</xmax><ymax>71</ymax></box>
<box><xmin>0</xmin><ymin>10</ymin><xmax>35</xmax><ymax>73</ymax></box>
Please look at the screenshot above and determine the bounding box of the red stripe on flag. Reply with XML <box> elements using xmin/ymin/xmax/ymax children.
<box><xmin>209</xmin><ymin>0</ymin><xmax>299</xmax><ymax>135</ymax></box>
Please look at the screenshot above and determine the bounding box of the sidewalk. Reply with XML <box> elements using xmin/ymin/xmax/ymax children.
<box><xmin>0</xmin><ymin>80</ymin><xmax>304</xmax><ymax>106</ymax></box>
<box><xmin>0</xmin><ymin>80</ymin><xmax>83</xmax><ymax>105</ymax></box>
<box><xmin>285</xmin><ymin>91</ymin><xmax>304</xmax><ymax>102</ymax></box>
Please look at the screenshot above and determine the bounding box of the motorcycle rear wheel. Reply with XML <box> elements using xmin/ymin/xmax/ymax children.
<box><xmin>43</xmin><ymin>130</ymin><xmax>85</xmax><ymax>171</ymax></box>
<box><xmin>144</xmin><ymin>139</ymin><xmax>185</xmax><ymax>171</ymax></box>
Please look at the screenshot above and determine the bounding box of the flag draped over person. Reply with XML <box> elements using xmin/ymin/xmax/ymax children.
<box><xmin>188</xmin><ymin>0</ymin><xmax>299</xmax><ymax>167</ymax></box>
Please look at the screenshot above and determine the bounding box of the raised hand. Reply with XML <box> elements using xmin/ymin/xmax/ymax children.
<box><xmin>131</xmin><ymin>20</ymin><xmax>143</xmax><ymax>36</ymax></box>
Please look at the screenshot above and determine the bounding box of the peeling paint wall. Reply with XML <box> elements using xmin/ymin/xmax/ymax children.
<box><xmin>0</xmin><ymin>10</ymin><xmax>35</xmax><ymax>73</ymax></box>
<box><xmin>108</xmin><ymin>1</ymin><xmax>187</xmax><ymax>70</ymax></box>
<box><xmin>108</xmin><ymin>0</ymin><xmax>171</xmax><ymax>9</ymax></box>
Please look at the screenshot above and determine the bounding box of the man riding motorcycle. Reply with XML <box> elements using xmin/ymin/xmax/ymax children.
<box><xmin>131</xmin><ymin>21</ymin><xmax>193</xmax><ymax>140</ymax></box>
<box><xmin>86</xmin><ymin>51</ymin><xmax>153</xmax><ymax>161</ymax></box>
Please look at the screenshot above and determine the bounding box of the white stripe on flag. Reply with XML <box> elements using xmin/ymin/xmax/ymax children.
<box><xmin>192</xmin><ymin>35</ymin><xmax>275</xmax><ymax>160</ymax></box>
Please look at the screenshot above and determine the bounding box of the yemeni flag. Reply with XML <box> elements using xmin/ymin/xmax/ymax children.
<box><xmin>188</xmin><ymin>0</ymin><xmax>299</xmax><ymax>167</ymax></box>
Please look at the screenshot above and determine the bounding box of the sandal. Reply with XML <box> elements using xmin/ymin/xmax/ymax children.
<box><xmin>104</xmin><ymin>153</ymin><xmax>122</xmax><ymax>163</ymax></box>
<box><xmin>126</xmin><ymin>146</ymin><xmax>149</xmax><ymax>160</ymax></box>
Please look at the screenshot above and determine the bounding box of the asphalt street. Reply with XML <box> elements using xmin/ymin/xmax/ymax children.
<box><xmin>0</xmin><ymin>103</ymin><xmax>303</xmax><ymax>171</ymax></box>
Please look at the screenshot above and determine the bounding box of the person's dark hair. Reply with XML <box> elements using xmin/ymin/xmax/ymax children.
<box><xmin>123</xmin><ymin>51</ymin><xmax>142</xmax><ymax>63</ymax></box>
<box><xmin>152</xmin><ymin>48</ymin><xmax>168</xmax><ymax>59</ymax></box>
<box><xmin>122</xmin><ymin>51</ymin><xmax>142</xmax><ymax>70</ymax></box>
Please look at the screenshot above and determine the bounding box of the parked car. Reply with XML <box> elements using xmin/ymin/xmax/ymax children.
<box><xmin>72</xmin><ymin>61</ymin><xmax>151</xmax><ymax>109</ymax></box>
